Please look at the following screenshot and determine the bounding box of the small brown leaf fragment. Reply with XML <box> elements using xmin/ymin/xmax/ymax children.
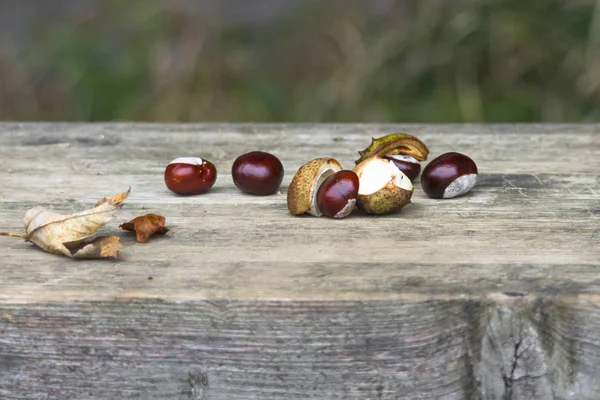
<box><xmin>120</xmin><ymin>214</ymin><xmax>169</xmax><ymax>243</ymax></box>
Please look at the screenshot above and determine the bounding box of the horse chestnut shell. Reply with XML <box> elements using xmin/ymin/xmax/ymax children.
<box><xmin>384</xmin><ymin>154</ymin><xmax>421</xmax><ymax>181</ymax></box>
<box><xmin>316</xmin><ymin>170</ymin><xmax>359</xmax><ymax>218</ymax></box>
<box><xmin>354</xmin><ymin>156</ymin><xmax>413</xmax><ymax>214</ymax></box>
<box><xmin>164</xmin><ymin>157</ymin><xmax>217</xmax><ymax>195</ymax></box>
<box><xmin>287</xmin><ymin>158</ymin><xmax>342</xmax><ymax>216</ymax></box>
<box><xmin>421</xmin><ymin>152</ymin><xmax>478</xmax><ymax>198</ymax></box>
<box><xmin>232</xmin><ymin>151</ymin><xmax>284</xmax><ymax>195</ymax></box>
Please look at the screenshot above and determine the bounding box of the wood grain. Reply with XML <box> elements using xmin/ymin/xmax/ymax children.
<box><xmin>0</xmin><ymin>123</ymin><xmax>598</xmax><ymax>399</ymax></box>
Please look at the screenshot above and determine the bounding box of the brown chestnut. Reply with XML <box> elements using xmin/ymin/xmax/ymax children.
<box><xmin>287</xmin><ymin>158</ymin><xmax>342</xmax><ymax>216</ymax></box>
<box><xmin>421</xmin><ymin>152</ymin><xmax>478</xmax><ymax>198</ymax></box>
<box><xmin>164</xmin><ymin>157</ymin><xmax>217</xmax><ymax>195</ymax></box>
<box><xmin>384</xmin><ymin>154</ymin><xmax>421</xmax><ymax>181</ymax></box>
<box><xmin>232</xmin><ymin>151</ymin><xmax>284</xmax><ymax>195</ymax></box>
<box><xmin>316</xmin><ymin>170</ymin><xmax>359</xmax><ymax>218</ymax></box>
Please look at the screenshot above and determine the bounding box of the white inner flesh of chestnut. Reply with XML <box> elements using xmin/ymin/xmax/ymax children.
<box><xmin>357</xmin><ymin>158</ymin><xmax>413</xmax><ymax>195</ymax></box>
<box><xmin>443</xmin><ymin>173</ymin><xmax>478</xmax><ymax>198</ymax></box>
<box><xmin>309</xmin><ymin>164</ymin><xmax>341</xmax><ymax>216</ymax></box>
<box><xmin>169</xmin><ymin>157</ymin><xmax>204</xmax><ymax>165</ymax></box>
<box><xmin>385</xmin><ymin>154</ymin><xmax>419</xmax><ymax>164</ymax></box>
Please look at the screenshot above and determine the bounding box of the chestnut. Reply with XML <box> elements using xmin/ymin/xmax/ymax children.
<box><xmin>354</xmin><ymin>156</ymin><xmax>413</xmax><ymax>214</ymax></box>
<box><xmin>421</xmin><ymin>152</ymin><xmax>478</xmax><ymax>198</ymax></box>
<box><xmin>384</xmin><ymin>154</ymin><xmax>421</xmax><ymax>181</ymax></box>
<box><xmin>164</xmin><ymin>157</ymin><xmax>217</xmax><ymax>195</ymax></box>
<box><xmin>287</xmin><ymin>158</ymin><xmax>342</xmax><ymax>216</ymax></box>
<box><xmin>316</xmin><ymin>170</ymin><xmax>359</xmax><ymax>218</ymax></box>
<box><xmin>232</xmin><ymin>151</ymin><xmax>284</xmax><ymax>195</ymax></box>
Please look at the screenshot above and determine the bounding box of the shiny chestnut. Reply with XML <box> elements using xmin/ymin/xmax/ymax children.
<box><xmin>164</xmin><ymin>157</ymin><xmax>217</xmax><ymax>195</ymax></box>
<box><xmin>232</xmin><ymin>151</ymin><xmax>284</xmax><ymax>195</ymax></box>
<box><xmin>316</xmin><ymin>170</ymin><xmax>359</xmax><ymax>218</ymax></box>
<box><xmin>421</xmin><ymin>152</ymin><xmax>478</xmax><ymax>198</ymax></box>
<box><xmin>384</xmin><ymin>154</ymin><xmax>421</xmax><ymax>181</ymax></box>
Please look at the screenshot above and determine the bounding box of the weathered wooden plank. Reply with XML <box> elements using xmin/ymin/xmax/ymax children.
<box><xmin>1</xmin><ymin>299</ymin><xmax>481</xmax><ymax>399</ymax></box>
<box><xmin>2</xmin><ymin>298</ymin><xmax>600</xmax><ymax>399</ymax></box>
<box><xmin>0</xmin><ymin>123</ymin><xmax>599</xmax><ymax>399</ymax></box>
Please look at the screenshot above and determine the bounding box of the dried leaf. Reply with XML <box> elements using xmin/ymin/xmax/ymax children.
<box><xmin>355</xmin><ymin>133</ymin><xmax>430</xmax><ymax>164</ymax></box>
<box><xmin>64</xmin><ymin>236</ymin><xmax>122</xmax><ymax>258</ymax></box>
<box><xmin>1</xmin><ymin>188</ymin><xmax>130</xmax><ymax>258</ymax></box>
<box><xmin>119</xmin><ymin>214</ymin><xmax>169</xmax><ymax>243</ymax></box>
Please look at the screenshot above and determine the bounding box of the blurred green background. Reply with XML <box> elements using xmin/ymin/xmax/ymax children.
<box><xmin>1</xmin><ymin>0</ymin><xmax>600</xmax><ymax>123</ymax></box>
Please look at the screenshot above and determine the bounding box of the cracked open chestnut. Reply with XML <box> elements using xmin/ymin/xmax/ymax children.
<box><xmin>421</xmin><ymin>152</ymin><xmax>478</xmax><ymax>198</ymax></box>
<box><xmin>316</xmin><ymin>170</ymin><xmax>359</xmax><ymax>218</ymax></box>
<box><xmin>232</xmin><ymin>151</ymin><xmax>284</xmax><ymax>195</ymax></box>
<box><xmin>353</xmin><ymin>156</ymin><xmax>413</xmax><ymax>214</ymax></box>
<box><xmin>287</xmin><ymin>158</ymin><xmax>342</xmax><ymax>216</ymax></box>
<box><xmin>164</xmin><ymin>157</ymin><xmax>217</xmax><ymax>195</ymax></box>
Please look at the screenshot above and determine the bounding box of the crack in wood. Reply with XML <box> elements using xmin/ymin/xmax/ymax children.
<box><xmin>503</xmin><ymin>336</ymin><xmax>522</xmax><ymax>400</ymax></box>
<box><xmin>480</xmin><ymin>304</ymin><xmax>557</xmax><ymax>400</ymax></box>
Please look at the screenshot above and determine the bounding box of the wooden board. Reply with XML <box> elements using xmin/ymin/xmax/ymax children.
<box><xmin>0</xmin><ymin>123</ymin><xmax>598</xmax><ymax>399</ymax></box>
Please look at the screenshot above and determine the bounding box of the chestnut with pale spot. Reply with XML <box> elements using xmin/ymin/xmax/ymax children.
<box><xmin>316</xmin><ymin>170</ymin><xmax>359</xmax><ymax>218</ymax></box>
<box><xmin>421</xmin><ymin>152</ymin><xmax>478</xmax><ymax>198</ymax></box>
<box><xmin>287</xmin><ymin>158</ymin><xmax>342</xmax><ymax>216</ymax></box>
<box><xmin>164</xmin><ymin>157</ymin><xmax>217</xmax><ymax>195</ymax></box>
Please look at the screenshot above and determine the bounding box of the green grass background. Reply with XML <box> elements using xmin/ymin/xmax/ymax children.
<box><xmin>1</xmin><ymin>0</ymin><xmax>600</xmax><ymax>123</ymax></box>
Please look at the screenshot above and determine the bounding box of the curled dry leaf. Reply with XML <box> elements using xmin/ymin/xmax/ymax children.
<box><xmin>119</xmin><ymin>214</ymin><xmax>170</xmax><ymax>243</ymax></box>
<box><xmin>0</xmin><ymin>188</ymin><xmax>130</xmax><ymax>258</ymax></box>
